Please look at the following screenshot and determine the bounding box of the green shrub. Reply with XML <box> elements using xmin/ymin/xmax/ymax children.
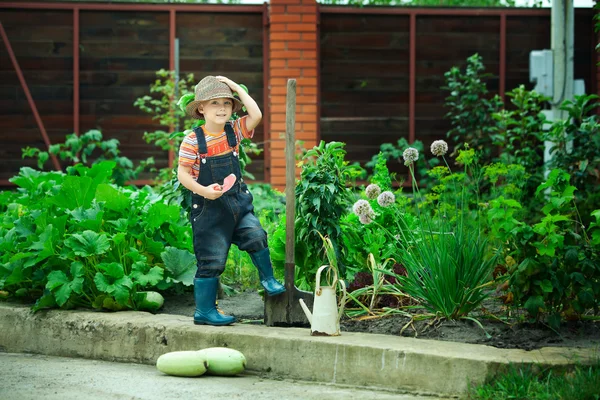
<box><xmin>0</xmin><ymin>162</ymin><xmax>196</xmax><ymax>311</ymax></box>
<box><xmin>443</xmin><ymin>53</ymin><xmax>503</xmax><ymax>162</ymax></box>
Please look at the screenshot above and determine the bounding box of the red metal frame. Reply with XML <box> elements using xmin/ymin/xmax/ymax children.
<box><xmin>262</xmin><ymin>1</ymin><xmax>270</xmax><ymax>183</ymax></box>
<box><xmin>499</xmin><ymin>13</ymin><xmax>506</xmax><ymax>101</ymax></box>
<box><xmin>168</xmin><ymin>9</ymin><xmax>176</xmax><ymax>169</ymax></box>
<box><xmin>0</xmin><ymin>21</ymin><xmax>62</xmax><ymax>172</ymax></box>
<box><xmin>0</xmin><ymin>2</ymin><xmax>263</xmax><ymax>12</ymax></box>
<box><xmin>73</xmin><ymin>7</ymin><xmax>80</xmax><ymax>135</ymax></box>
<box><xmin>409</xmin><ymin>13</ymin><xmax>416</xmax><ymax>144</ymax></box>
<box><xmin>319</xmin><ymin>6</ymin><xmax>549</xmax><ymax>16</ymax></box>
<box><xmin>316</xmin><ymin>6</ymin><xmax>322</xmax><ymax>145</ymax></box>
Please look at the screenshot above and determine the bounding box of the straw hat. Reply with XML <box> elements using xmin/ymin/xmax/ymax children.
<box><xmin>185</xmin><ymin>76</ymin><xmax>243</xmax><ymax>119</ymax></box>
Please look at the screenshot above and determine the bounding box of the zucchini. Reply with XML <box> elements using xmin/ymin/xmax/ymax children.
<box><xmin>197</xmin><ymin>347</ymin><xmax>246</xmax><ymax>376</ymax></box>
<box><xmin>136</xmin><ymin>291</ymin><xmax>164</xmax><ymax>312</ymax></box>
<box><xmin>156</xmin><ymin>351</ymin><xmax>208</xmax><ymax>377</ymax></box>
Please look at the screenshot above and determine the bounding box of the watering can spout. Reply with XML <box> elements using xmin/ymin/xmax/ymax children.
<box><xmin>298</xmin><ymin>299</ymin><xmax>312</xmax><ymax>324</ymax></box>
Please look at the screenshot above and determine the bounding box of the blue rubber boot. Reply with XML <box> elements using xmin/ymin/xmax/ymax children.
<box><xmin>250</xmin><ymin>248</ymin><xmax>286</xmax><ymax>296</ymax></box>
<box><xmin>193</xmin><ymin>278</ymin><xmax>235</xmax><ymax>326</ymax></box>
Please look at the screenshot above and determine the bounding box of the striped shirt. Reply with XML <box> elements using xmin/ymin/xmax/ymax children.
<box><xmin>178</xmin><ymin>116</ymin><xmax>254</xmax><ymax>178</ymax></box>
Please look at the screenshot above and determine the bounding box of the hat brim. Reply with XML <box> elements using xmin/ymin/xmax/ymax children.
<box><xmin>186</xmin><ymin>97</ymin><xmax>243</xmax><ymax>119</ymax></box>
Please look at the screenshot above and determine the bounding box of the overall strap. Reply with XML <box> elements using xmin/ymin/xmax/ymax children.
<box><xmin>193</xmin><ymin>126</ymin><xmax>208</xmax><ymax>155</ymax></box>
<box><xmin>225</xmin><ymin>122</ymin><xmax>238</xmax><ymax>148</ymax></box>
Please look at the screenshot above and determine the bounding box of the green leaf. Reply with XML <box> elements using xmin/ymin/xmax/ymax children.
<box><xmin>540</xmin><ymin>279</ymin><xmax>553</xmax><ymax>293</ymax></box>
<box><xmin>50</xmin><ymin>176</ymin><xmax>97</xmax><ymax>210</ymax></box>
<box><xmin>161</xmin><ymin>247</ymin><xmax>196</xmax><ymax>286</ymax></box>
<box><xmin>29</xmin><ymin>224</ymin><xmax>57</xmax><ymax>262</ymax></box>
<box><xmin>46</xmin><ymin>270</ymin><xmax>68</xmax><ymax>291</ymax></box>
<box><xmin>31</xmin><ymin>292</ymin><xmax>57</xmax><ymax>312</ymax></box>
<box><xmin>96</xmin><ymin>184</ymin><xmax>130</xmax><ymax>212</ymax></box>
<box><xmin>131</xmin><ymin>264</ymin><xmax>164</xmax><ymax>287</ymax></box>
<box><xmin>94</xmin><ymin>262</ymin><xmax>133</xmax><ymax>305</ymax></box>
<box><xmin>54</xmin><ymin>284</ymin><xmax>73</xmax><ymax>306</ymax></box>
<box><xmin>524</xmin><ymin>295</ymin><xmax>545</xmax><ymax>318</ymax></box>
<box><xmin>69</xmin><ymin>206</ymin><xmax>103</xmax><ymax>232</ymax></box>
<box><xmin>145</xmin><ymin>202</ymin><xmax>180</xmax><ymax>231</ymax></box>
<box><xmin>45</xmin><ymin>262</ymin><xmax>85</xmax><ymax>307</ymax></box>
<box><xmin>65</xmin><ymin>231</ymin><xmax>111</xmax><ymax>257</ymax></box>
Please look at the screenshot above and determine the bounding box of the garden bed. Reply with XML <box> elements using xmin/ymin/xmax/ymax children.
<box><xmin>158</xmin><ymin>290</ymin><xmax>600</xmax><ymax>352</ymax></box>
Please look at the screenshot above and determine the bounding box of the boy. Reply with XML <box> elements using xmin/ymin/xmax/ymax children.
<box><xmin>177</xmin><ymin>75</ymin><xmax>285</xmax><ymax>326</ymax></box>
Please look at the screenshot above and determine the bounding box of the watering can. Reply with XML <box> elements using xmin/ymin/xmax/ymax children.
<box><xmin>299</xmin><ymin>265</ymin><xmax>347</xmax><ymax>336</ymax></box>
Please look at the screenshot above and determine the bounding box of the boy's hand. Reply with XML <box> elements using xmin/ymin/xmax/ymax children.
<box><xmin>199</xmin><ymin>183</ymin><xmax>224</xmax><ymax>200</ymax></box>
<box><xmin>216</xmin><ymin>76</ymin><xmax>241</xmax><ymax>93</ymax></box>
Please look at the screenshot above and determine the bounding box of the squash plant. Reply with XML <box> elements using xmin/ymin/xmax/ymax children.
<box><xmin>0</xmin><ymin>161</ymin><xmax>196</xmax><ymax>311</ymax></box>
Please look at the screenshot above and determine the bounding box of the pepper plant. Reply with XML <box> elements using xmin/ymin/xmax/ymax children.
<box><xmin>269</xmin><ymin>141</ymin><xmax>362</xmax><ymax>290</ymax></box>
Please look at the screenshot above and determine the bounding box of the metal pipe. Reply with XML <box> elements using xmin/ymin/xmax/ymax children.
<box><xmin>73</xmin><ymin>7</ymin><xmax>80</xmax><ymax>135</ymax></box>
<box><xmin>551</xmin><ymin>0</ymin><xmax>574</xmax><ymax>108</ymax></box>
<box><xmin>0</xmin><ymin>22</ymin><xmax>61</xmax><ymax>171</ymax></box>
<box><xmin>262</xmin><ymin>1</ymin><xmax>270</xmax><ymax>183</ymax></box>
<box><xmin>320</xmin><ymin>6</ymin><xmax>549</xmax><ymax>16</ymax></box>
<box><xmin>168</xmin><ymin>9</ymin><xmax>176</xmax><ymax>168</ymax></box>
<box><xmin>409</xmin><ymin>13</ymin><xmax>416</xmax><ymax>144</ymax></box>
<box><xmin>499</xmin><ymin>13</ymin><xmax>506</xmax><ymax>101</ymax></box>
<box><xmin>317</xmin><ymin>4</ymin><xmax>322</xmax><ymax>144</ymax></box>
<box><xmin>0</xmin><ymin>2</ymin><xmax>263</xmax><ymax>13</ymax></box>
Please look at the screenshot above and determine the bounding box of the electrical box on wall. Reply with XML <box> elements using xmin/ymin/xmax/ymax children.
<box><xmin>529</xmin><ymin>50</ymin><xmax>553</xmax><ymax>97</ymax></box>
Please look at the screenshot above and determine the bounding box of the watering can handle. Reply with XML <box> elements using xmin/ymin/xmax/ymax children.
<box><xmin>338</xmin><ymin>278</ymin><xmax>347</xmax><ymax>322</ymax></box>
<box><xmin>315</xmin><ymin>265</ymin><xmax>337</xmax><ymax>295</ymax></box>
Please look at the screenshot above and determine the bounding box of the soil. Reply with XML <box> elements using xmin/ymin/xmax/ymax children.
<box><xmin>159</xmin><ymin>289</ymin><xmax>600</xmax><ymax>352</ymax></box>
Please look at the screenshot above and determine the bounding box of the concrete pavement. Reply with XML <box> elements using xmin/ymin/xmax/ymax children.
<box><xmin>0</xmin><ymin>303</ymin><xmax>596</xmax><ymax>397</ymax></box>
<box><xmin>0</xmin><ymin>353</ymin><xmax>437</xmax><ymax>400</ymax></box>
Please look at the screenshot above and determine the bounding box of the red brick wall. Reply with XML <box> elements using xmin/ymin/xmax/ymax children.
<box><xmin>268</xmin><ymin>0</ymin><xmax>319</xmax><ymax>190</ymax></box>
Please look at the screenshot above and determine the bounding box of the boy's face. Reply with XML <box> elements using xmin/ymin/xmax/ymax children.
<box><xmin>198</xmin><ymin>97</ymin><xmax>233</xmax><ymax>124</ymax></box>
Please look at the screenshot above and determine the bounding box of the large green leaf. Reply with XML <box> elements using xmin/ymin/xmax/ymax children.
<box><xmin>68</xmin><ymin>160</ymin><xmax>115</xmax><ymax>186</ymax></box>
<box><xmin>145</xmin><ymin>202</ymin><xmax>180</xmax><ymax>231</ymax></box>
<box><xmin>45</xmin><ymin>262</ymin><xmax>85</xmax><ymax>307</ymax></box>
<box><xmin>69</xmin><ymin>205</ymin><xmax>104</xmax><ymax>232</ymax></box>
<box><xmin>131</xmin><ymin>263</ymin><xmax>164</xmax><ymax>287</ymax></box>
<box><xmin>142</xmin><ymin>235</ymin><xmax>165</xmax><ymax>258</ymax></box>
<box><xmin>9</xmin><ymin>167</ymin><xmax>61</xmax><ymax>192</ymax></box>
<box><xmin>161</xmin><ymin>247</ymin><xmax>196</xmax><ymax>286</ymax></box>
<box><xmin>50</xmin><ymin>176</ymin><xmax>96</xmax><ymax>210</ymax></box>
<box><xmin>29</xmin><ymin>224</ymin><xmax>57</xmax><ymax>262</ymax></box>
<box><xmin>94</xmin><ymin>262</ymin><xmax>133</xmax><ymax>304</ymax></box>
<box><xmin>65</xmin><ymin>230</ymin><xmax>110</xmax><ymax>257</ymax></box>
<box><xmin>96</xmin><ymin>184</ymin><xmax>130</xmax><ymax>213</ymax></box>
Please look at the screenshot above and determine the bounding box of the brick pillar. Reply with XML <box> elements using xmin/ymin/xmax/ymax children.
<box><xmin>268</xmin><ymin>0</ymin><xmax>319</xmax><ymax>190</ymax></box>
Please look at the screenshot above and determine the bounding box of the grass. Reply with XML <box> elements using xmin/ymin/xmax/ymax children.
<box><xmin>467</xmin><ymin>361</ymin><xmax>600</xmax><ymax>400</ymax></box>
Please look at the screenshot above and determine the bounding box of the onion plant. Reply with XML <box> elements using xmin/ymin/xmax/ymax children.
<box><xmin>393</xmin><ymin>143</ymin><xmax>498</xmax><ymax>322</ymax></box>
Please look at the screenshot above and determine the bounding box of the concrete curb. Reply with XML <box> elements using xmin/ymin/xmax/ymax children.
<box><xmin>0</xmin><ymin>303</ymin><xmax>596</xmax><ymax>396</ymax></box>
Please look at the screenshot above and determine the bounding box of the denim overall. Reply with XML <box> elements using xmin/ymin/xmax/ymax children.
<box><xmin>191</xmin><ymin>123</ymin><xmax>267</xmax><ymax>278</ymax></box>
<box><xmin>190</xmin><ymin>123</ymin><xmax>285</xmax><ymax>326</ymax></box>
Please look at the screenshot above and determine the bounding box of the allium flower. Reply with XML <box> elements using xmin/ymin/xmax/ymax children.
<box><xmin>359</xmin><ymin>214</ymin><xmax>374</xmax><ymax>225</ymax></box>
<box><xmin>402</xmin><ymin>147</ymin><xmax>419</xmax><ymax>166</ymax></box>
<box><xmin>377</xmin><ymin>191</ymin><xmax>395</xmax><ymax>207</ymax></box>
<box><xmin>430</xmin><ymin>140</ymin><xmax>448</xmax><ymax>157</ymax></box>
<box><xmin>352</xmin><ymin>199</ymin><xmax>373</xmax><ymax>217</ymax></box>
<box><xmin>353</xmin><ymin>199</ymin><xmax>375</xmax><ymax>224</ymax></box>
<box><xmin>365</xmin><ymin>184</ymin><xmax>381</xmax><ymax>200</ymax></box>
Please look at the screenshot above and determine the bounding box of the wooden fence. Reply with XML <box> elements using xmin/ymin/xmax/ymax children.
<box><xmin>0</xmin><ymin>1</ymin><xmax>596</xmax><ymax>185</ymax></box>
